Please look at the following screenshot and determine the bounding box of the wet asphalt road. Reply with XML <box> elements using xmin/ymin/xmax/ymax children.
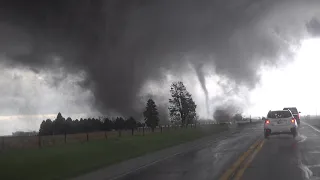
<box><xmin>118</xmin><ymin>120</ymin><xmax>320</xmax><ymax>180</ymax></box>
<box><xmin>118</xmin><ymin>123</ymin><xmax>263</xmax><ymax>180</ymax></box>
<box><xmin>242</xmin><ymin>120</ymin><xmax>320</xmax><ymax>180</ymax></box>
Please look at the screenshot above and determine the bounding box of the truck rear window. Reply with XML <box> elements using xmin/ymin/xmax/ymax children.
<box><xmin>267</xmin><ymin>111</ymin><xmax>292</xmax><ymax>118</ymax></box>
<box><xmin>283</xmin><ymin>108</ymin><xmax>298</xmax><ymax>114</ymax></box>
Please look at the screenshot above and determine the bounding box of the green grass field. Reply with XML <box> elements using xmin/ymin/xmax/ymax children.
<box><xmin>0</xmin><ymin>125</ymin><xmax>228</xmax><ymax>180</ymax></box>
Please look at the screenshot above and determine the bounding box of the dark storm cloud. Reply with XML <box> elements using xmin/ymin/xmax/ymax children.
<box><xmin>0</xmin><ymin>0</ymin><xmax>298</xmax><ymax>116</ymax></box>
<box><xmin>306</xmin><ymin>17</ymin><xmax>320</xmax><ymax>37</ymax></box>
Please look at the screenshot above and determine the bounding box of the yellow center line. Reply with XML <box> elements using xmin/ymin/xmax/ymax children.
<box><xmin>219</xmin><ymin>139</ymin><xmax>263</xmax><ymax>180</ymax></box>
<box><xmin>233</xmin><ymin>140</ymin><xmax>265</xmax><ymax>180</ymax></box>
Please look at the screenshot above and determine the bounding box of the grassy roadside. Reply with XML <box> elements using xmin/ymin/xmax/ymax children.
<box><xmin>0</xmin><ymin>125</ymin><xmax>228</xmax><ymax>180</ymax></box>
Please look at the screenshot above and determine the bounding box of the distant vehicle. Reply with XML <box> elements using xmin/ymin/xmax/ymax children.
<box><xmin>306</xmin><ymin>115</ymin><xmax>310</xmax><ymax>120</ymax></box>
<box><xmin>264</xmin><ymin>110</ymin><xmax>298</xmax><ymax>138</ymax></box>
<box><xmin>283</xmin><ymin>107</ymin><xmax>301</xmax><ymax>125</ymax></box>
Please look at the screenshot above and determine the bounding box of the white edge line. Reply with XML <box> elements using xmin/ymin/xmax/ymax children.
<box><xmin>302</xmin><ymin>121</ymin><xmax>320</xmax><ymax>133</ymax></box>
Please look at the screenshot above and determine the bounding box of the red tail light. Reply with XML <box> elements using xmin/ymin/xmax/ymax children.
<box><xmin>265</xmin><ymin>120</ymin><xmax>270</xmax><ymax>124</ymax></box>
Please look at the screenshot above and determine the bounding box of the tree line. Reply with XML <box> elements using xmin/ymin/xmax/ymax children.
<box><xmin>39</xmin><ymin>81</ymin><xmax>198</xmax><ymax>136</ymax></box>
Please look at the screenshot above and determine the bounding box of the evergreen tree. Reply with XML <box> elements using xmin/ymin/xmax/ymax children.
<box><xmin>143</xmin><ymin>98</ymin><xmax>159</xmax><ymax>132</ymax></box>
<box><xmin>114</xmin><ymin>117</ymin><xmax>125</xmax><ymax>130</ymax></box>
<box><xmin>102</xmin><ymin>118</ymin><xmax>114</xmax><ymax>131</ymax></box>
<box><xmin>125</xmin><ymin>116</ymin><xmax>137</xmax><ymax>130</ymax></box>
<box><xmin>39</xmin><ymin>119</ymin><xmax>53</xmax><ymax>135</ymax></box>
<box><xmin>53</xmin><ymin>112</ymin><xmax>66</xmax><ymax>134</ymax></box>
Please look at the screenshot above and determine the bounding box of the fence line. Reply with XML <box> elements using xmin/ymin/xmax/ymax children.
<box><xmin>1</xmin><ymin>123</ymin><xmax>218</xmax><ymax>151</ymax></box>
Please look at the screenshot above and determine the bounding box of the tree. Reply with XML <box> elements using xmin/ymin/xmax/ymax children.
<box><xmin>12</xmin><ymin>131</ymin><xmax>38</xmax><ymax>136</ymax></box>
<box><xmin>102</xmin><ymin>118</ymin><xmax>114</xmax><ymax>131</ymax></box>
<box><xmin>114</xmin><ymin>117</ymin><xmax>125</xmax><ymax>130</ymax></box>
<box><xmin>74</xmin><ymin>119</ymin><xmax>80</xmax><ymax>133</ymax></box>
<box><xmin>168</xmin><ymin>81</ymin><xmax>197</xmax><ymax>126</ymax></box>
<box><xmin>125</xmin><ymin>117</ymin><xmax>137</xmax><ymax>130</ymax></box>
<box><xmin>65</xmin><ymin>117</ymin><xmax>73</xmax><ymax>134</ymax></box>
<box><xmin>53</xmin><ymin>112</ymin><xmax>66</xmax><ymax>135</ymax></box>
<box><xmin>39</xmin><ymin>119</ymin><xmax>53</xmax><ymax>135</ymax></box>
<box><xmin>143</xmin><ymin>98</ymin><xmax>160</xmax><ymax>132</ymax></box>
<box><xmin>136</xmin><ymin>121</ymin><xmax>143</xmax><ymax>128</ymax></box>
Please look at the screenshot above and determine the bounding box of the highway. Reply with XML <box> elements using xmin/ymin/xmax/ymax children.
<box><xmin>118</xmin><ymin>119</ymin><xmax>320</xmax><ymax>180</ymax></box>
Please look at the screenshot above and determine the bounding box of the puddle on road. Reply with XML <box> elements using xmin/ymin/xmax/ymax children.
<box><xmin>302</xmin><ymin>164</ymin><xmax>320</xmax><ymax>180</ymax></box>
<box><xmin>296</xmin><ymin>137</ymin><xmax>320</xmax><ymax>179</ymax></box>
<box><xmin>297</xmin><ymin>134</ymin><xmax>308</xmax><ymax>143</ymax></box>
<box><xmin>299</xmin><ymin>163</ymin><xmax>313</xmax><ymax>179</ymax></box>
<box><xmin>293</xmin><ymin>124</ymin><xmax>320</xmax><ymax>179</ymax></box>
